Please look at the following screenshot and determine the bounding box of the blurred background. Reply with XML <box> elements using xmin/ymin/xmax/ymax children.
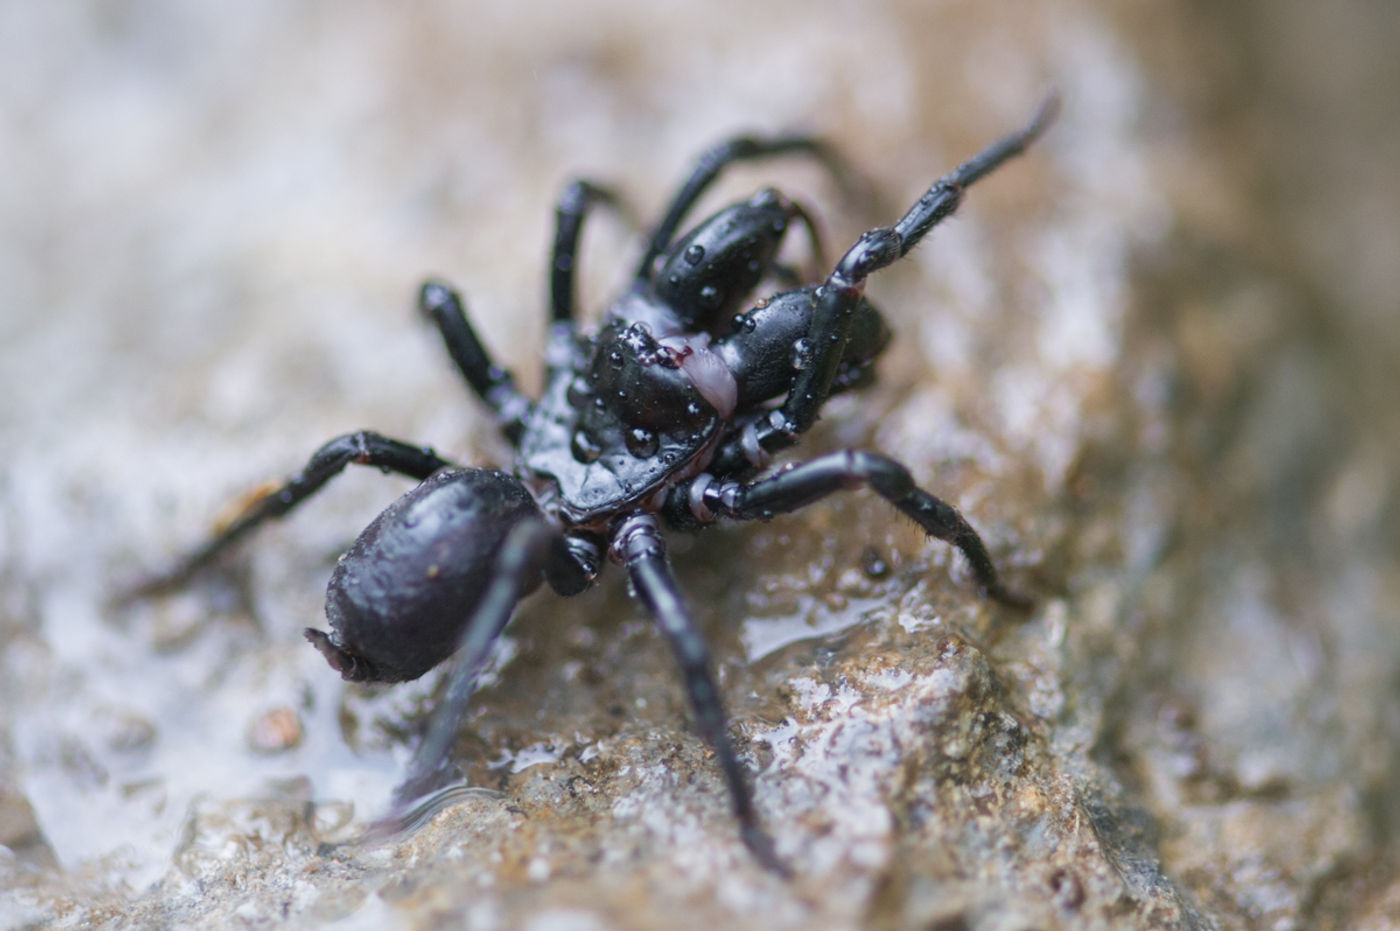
<box><xmin>1</xmin><ymin>1</ymin><xmax>1397</xmax><ymax>928</ymax></box>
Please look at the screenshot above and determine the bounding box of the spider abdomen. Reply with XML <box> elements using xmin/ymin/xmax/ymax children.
<box><xmin>307</xmin><ymin>468</ymin><xmax>543</xmax><ymax>683</ymax></box>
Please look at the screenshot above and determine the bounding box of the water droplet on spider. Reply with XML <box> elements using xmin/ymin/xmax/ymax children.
<box><xmin>625</xmin><ymin>428</ymin><xmax>659</xmax><ymax>458</ymax></box>
<box><xmin>571</xmin><ymin>430</ymin><xmax>602</xmax><ymax>463</ymax></box>
<box><xmin>607</xmin><ymin>350</ymin><xmax>625</xmax><ymax>369</ymax></box>
<box><xmin>790</xmin><ymin>338</ymin><xmax>813</xmax><ymax>371</ymax></box>
<box><xmin>698</xmin><ymin>284</ymin><xmax>721</xmax><ymax>309</ymax></box>
<box><xmin>684</xmin><ymin>244</ymin><xmax>705</xmax><ymax>265</ymax></box>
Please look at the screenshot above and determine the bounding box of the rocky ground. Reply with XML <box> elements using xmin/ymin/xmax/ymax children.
<box><xmin>2</xmin><ymin>2</ymin><xmax>1397</xmax><ymax>928</ymax></box>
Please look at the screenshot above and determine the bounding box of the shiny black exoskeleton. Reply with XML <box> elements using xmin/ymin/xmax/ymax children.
<box><xmin>136</xmin><ymin>96</ymin><xmax>1057</xmax><ymax>872</ymax></box>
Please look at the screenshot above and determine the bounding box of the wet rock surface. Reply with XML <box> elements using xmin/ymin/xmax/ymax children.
<box><xmin>3</xmin><ymin>2</ymin><xmax>1398</xmax><ymax>929</ymax></box>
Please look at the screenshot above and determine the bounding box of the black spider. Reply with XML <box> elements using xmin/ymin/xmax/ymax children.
<box><xmin>134</xmin><ymin>95</ymin><xmax>1056</xmax><ymax>872</ymax></box>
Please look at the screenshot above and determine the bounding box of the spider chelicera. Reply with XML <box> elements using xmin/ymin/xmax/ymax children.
<box><xmin>135</xmin><ymin>95</ymin><xmax>1056</xmax><ymax>872</ymax></box>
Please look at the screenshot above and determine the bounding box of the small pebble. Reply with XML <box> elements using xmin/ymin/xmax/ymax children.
<box><xmin>246</xmin><ymin>707</ymin><xmax>303</xmax><ymax>754</ymax></box>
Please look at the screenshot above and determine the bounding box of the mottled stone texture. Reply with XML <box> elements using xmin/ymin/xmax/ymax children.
<box><xmin>3</xmin><ymin>2</ymin><xmax>1397</xmax><ymax>929</ymax></box>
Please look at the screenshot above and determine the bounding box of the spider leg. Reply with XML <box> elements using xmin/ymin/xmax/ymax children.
<box><xmin>635</xmin><ymin>134</ymin><xmax>857</xmax><ymax>282</ymax></box>
<box><xmin>728</xmin><ymin>95</ymin><xmax>1059</xmax><ymax>464</ymax></box>
<box><xmin>380</xmin><ymin>518</ymin><xmax>585</xmax><ymax>812</ymax></box>
<box><xmin>785</xmin><ymin>198</ymin><xmax>830</xmax><ymax>279</ymax></box>
<box><xmin>124</xmin><ymin>431</ymin><xmax>450</xmax><ymax>598</ymax></box>
<box><xmin>673</xmin><ymin>451</ymin><xmax>1030</xmax><ymax>610</ymax></box>
<box><xmin>615</xmin><ymin>513</ymin><xmax>788</xmax><ymax>875</ymax></box>
<box><xmin>545</xmin><ymin>179</ymin><xmax>631</xmax><ymax>383</ymax></box>
<box><xmin>418</xmin><ymin>280</ymin><xmax>532</xmax><ymax>444</ymax></box>
<box><xmin>550</xmin><ymin>179</ymin><xmax>628</xmax><ymax>327</ymax></box>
